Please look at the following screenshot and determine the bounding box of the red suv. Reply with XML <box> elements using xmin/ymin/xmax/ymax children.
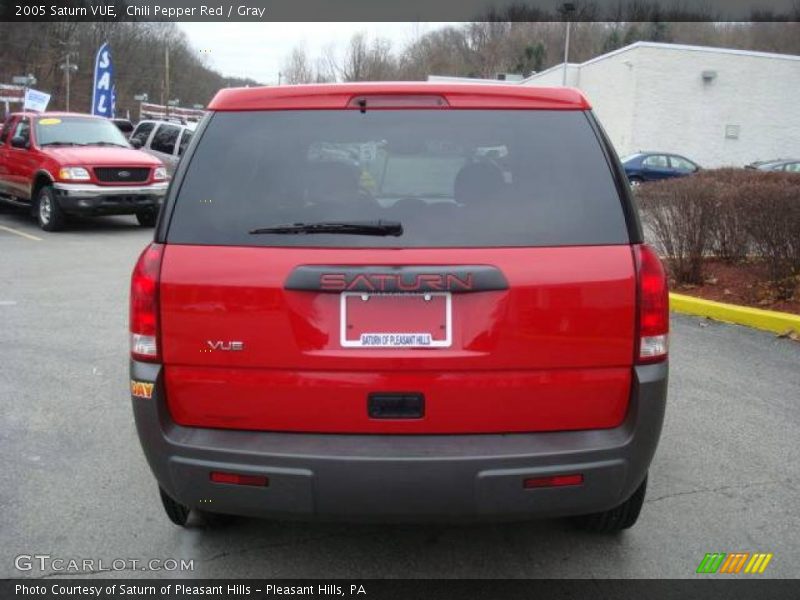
<box><xmin>130</xmin><ymin>83</ymin><xmax>668</xmax><ymax>531</ymax></box>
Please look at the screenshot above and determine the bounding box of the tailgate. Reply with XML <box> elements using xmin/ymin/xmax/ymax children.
<box><xmin>159</xmin><ymin>244</ymin><xmax>636</xmax><ymax>433</ymax></box>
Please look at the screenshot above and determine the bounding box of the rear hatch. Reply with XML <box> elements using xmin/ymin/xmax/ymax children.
<box><xmin>157</xmin><ymin>104</ymin><xmax>638</xmax><ymax>434</ymax></box>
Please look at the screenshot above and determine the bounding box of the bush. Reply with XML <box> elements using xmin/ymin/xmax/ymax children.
<box><xmin>636</xmin><ymin>168</ymin><xmax>800</xmax><ymax>297</ymax></box>
<box><xmin>703</xmin><ymin>169</ymin><xmax>750</xmax><ymax>263</ymax></box>
<box><xmin>738</xmin><ymin>174</ymin><xmax>800</xmax><ymax>299</ymax></box>
<box><xmin>636</xmin><ymin>175</ymin><xmax>718</xmax><ymax>285</ymax></box>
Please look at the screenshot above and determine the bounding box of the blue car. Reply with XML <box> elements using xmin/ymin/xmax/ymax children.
<box><xmin>621</xmin><ymin>152</ymin><xmax>701</xmax><ymax>186</ymax></box>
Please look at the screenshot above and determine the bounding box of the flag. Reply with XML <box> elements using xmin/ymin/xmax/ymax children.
<box><xmin>92</xmin><ymin>42</ymin><xmax>114</xmax><ymax>117</ymax></box>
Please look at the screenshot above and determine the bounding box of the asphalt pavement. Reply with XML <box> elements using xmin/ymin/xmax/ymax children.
<box><xmin>1</xmin><ymin>206</ymin><xmax>798</xmax><ymax>579</ymax></box>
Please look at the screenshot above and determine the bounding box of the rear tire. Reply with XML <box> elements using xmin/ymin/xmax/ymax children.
<box><xmin>572</xmin><ymin>474</ymin><xmax>647</xmax><ymax>533</ymax></box>
<box><xmin>628</xmin><ymin>176</ymin><xmax>643</xmax><ymax>188</ymax></box>
<box><xmin>136</xmin><ymin>209</ymin><xmax>157</xmax><ymax>227</ymax></box>
<box><xmin>36</xmin><ymin>186</ymin><xmax>66</xmax><ymax>231</ymax></box>
<box><xmin>159</xmin><ymin>487</ymin><xmax>190</xmax><ymax>527</ymax></box>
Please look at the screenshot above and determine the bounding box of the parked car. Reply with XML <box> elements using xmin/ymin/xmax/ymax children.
<box><xmin>130</xmin><ymin>83</ymin><xmax>668</xmax><ymax>531</ymax></box>
<box><xmin>110</xmin><ymin>118</ymin><xmax>135</xmax><ymax>137</ymax></box>
<box><xmin>621</xmin><ymin>152</ymin><xmax>700</xmax><ymax>186</ymax></box>
<box><xmin>745</xmin><ymin>158</ymin><xmax>800</xmax><ymax>172</ymax></box>
<box><xmin>0</xmin><ymin>112</ymin><xmax>168</xmax><ymax>231</ymax></box>
<box><xmin>129</xmin><ymin>119</ymin><xmax>195</xmax><ymax>176</ymax></box>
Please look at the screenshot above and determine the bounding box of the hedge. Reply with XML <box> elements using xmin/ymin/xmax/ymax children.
<box><xmin>636</xmin><ymin>168</ymin><xmax>800</xmax><ymax>300</ymax></box>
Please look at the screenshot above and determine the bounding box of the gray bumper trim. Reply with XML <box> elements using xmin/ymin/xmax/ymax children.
<box><xmin>131</xmin><ymin>362</ymin><xmax>667</xmax><ymax>521</ymax></box>
<box><xmin>53</xmin><ymin>182</ymin><xmax>168</xmax><ymax>198</ymax></box>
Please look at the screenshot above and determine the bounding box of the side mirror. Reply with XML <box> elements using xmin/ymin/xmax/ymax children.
<box><xmin>11</xmin><ymin>136</ymin><xmax>29</xmax><ymax>149</ymax></box>
<box><xmin>129</xmin><ymin>138</ymin><xmax>143</xmax><ymax>149</ymax></box>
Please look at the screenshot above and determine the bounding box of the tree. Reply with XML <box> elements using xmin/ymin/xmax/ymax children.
<box><xmin>647</xmin><ymin>20</ymin><xmax>672</xmax><ymax>42</ymax></box>
<box><xmin>282</xmin><ymin>47</ymin><xmax>315</xmax><ymax>84</ymax></box>
<box><xmin>0</xmin><ymin>21</ymin><xmax>263</xmax><ymax>118</ymax></box>
<box><xmin>603</xmin><ymin>28</ymin><xmax>624</xmax><ymax>53</ymax></box>
<box><xmin>513</xmin><ymin>42</ymin><xmax>546</xmax><ymax>76</ymax></box>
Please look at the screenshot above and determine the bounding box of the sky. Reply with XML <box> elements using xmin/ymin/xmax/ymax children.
<box><xmin>178</xmin><ymin>23</ymin><xmax>456</xmax><ymax>84</ymax></box>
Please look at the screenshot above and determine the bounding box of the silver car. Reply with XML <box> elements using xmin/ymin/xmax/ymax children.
<box><xmin>130</xmin><ymin>119</ymin><xmax>196</xmax><ymax>176</ymax></box>
<box><xmin>745</xmin><ymin>158</ymin><xmax>800</xmax><ymax>173</ymax></box>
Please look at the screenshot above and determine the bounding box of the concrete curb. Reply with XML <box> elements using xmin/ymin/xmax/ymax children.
<box><xmin>670</xmin><ymin>292</ymin><xmax>800</xmax><ymax>335</ymax></box>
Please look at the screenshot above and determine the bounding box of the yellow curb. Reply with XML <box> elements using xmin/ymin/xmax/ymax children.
<box><xmin>670</xmin><ymin>292</ymin><xmax>800</xmax><ymax>335</ymax></box>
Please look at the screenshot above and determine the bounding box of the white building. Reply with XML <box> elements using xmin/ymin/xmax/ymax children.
<box><xmin>521</xmin><ymin>42</ymin><xmax>800</xmax><ymax>167</ymax></box>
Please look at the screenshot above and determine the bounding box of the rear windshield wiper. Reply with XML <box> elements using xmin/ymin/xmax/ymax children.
<box><xmin>89</xmin><ymin>141</ymin><xmax>129</xmax><ymax>147</ymax></box>
<box><xmin>249</xmin><ymin>220</ymin><xmax>403</xmax><ymax>236</ymax></box>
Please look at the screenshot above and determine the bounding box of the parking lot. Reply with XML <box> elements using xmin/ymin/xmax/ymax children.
<box><xmin>1</xmin><ymin>205</ymin><xmax>798</xmax><ymax>579</ymax></box>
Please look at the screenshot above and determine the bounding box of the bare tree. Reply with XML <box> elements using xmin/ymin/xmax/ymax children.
<box><xmin>336</xmin><ymin>32</ymin><xmax>399</xmax><ymax>82</ymax></box>
<box><xmin>340</xmin><ymin>32</ymin><xmax>368</xmax><ymax>81</ymax></box>
<box><xmin>282</xmin><ymin>46</ymin><xmax>315</xmax><ymax>84</ymax></box>
<box><xmin>316</xmin><ymin>42</ymin><xmax>341</xmax><ymax>82</ymax></box>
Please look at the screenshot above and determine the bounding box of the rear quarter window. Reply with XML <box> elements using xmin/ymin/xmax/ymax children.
<box><xmin>150</xmin><ymin>124</ymin><xmax>181</xmax><ymax>155</ymax></box>
<box><xmin>166</xmin><ymin>110</ymin><xmax>629</xmax><ymax>248</ymax></box>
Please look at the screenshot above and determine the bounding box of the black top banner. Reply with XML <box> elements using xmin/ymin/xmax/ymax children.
<box><xmin>1</xmin><ymin>0</ymin><xmax>799</xmax><ymax>22</ymax></box>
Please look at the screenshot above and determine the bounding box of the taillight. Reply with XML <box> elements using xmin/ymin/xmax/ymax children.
<box><xmin>130</xmin><ymin>243</ymin><xmax>164</xmax><ymax>362</ymax></box>
<box><xmin>634</xmin><ymin>244</ymin><xmax>669</xmax><ymax>364</ymax></box>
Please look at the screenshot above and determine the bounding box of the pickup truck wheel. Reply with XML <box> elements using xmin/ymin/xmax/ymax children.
<box><xmin>36</xmin><ymin>186</ymin><xmax>66</xmax><ymax>232</ymax></box>
<box><xmin>159</xmin><ymin>487</ymin><xmax>191</xmax><ymax>527</ymax></box>
<box><xmin>136</xmin><ymin>209</ymin><xmax>157</xmax><ymax>227</ymax></box>
<box><xmin>571</xmin><ymin>474</ymin><xmax>647</xmax><ymax>533</ymax></box>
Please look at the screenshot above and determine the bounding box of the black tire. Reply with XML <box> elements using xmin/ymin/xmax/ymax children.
<box><xmin>159</xmin><ymin>487</ymin><xmax>191</xmax><ymax>527</ymax></box>
<box><xmin>628</xmin><ymin>176</ymin><xmax>643</xmax><ymax>188</ymax></box>
<box><xmin>36</xmin><ymin>186</ymin><xmax>67</xmax><ymax>231</ymax></box>
<box><xmin>136</xmin><ymin>209</ymin><xmax>157</xmax><ymax>227</ymax></box>
<box><xmin>572</xmin><ymin>474</ymin><xmax>647</xmax><ymax>533</ymax></box>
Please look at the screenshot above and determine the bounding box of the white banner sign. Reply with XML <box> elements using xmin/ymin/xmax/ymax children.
<box><xmin>23</xmin><ymin>88</ymin><xmax>51</xmax><ymax>112</ymax></box>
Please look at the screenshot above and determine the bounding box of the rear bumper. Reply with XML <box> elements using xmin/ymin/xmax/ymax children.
<box><xmin>53</xmin><ymin>182</ymin><xmax>168</xmax><ymax>215</ymax></box>
<box><xmin>131</xmin><ymin>361</ymin><xmax>667</xmax><ymax>522</ymax></box>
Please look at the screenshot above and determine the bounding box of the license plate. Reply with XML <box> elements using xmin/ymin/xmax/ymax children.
<box><xmin>340</xmin><ymin>292</ymin><xmax>452</xmax><ymax>348</ymax></box>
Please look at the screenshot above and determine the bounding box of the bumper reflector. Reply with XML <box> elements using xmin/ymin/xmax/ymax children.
<box><xmin>523</xmin><ymin>474</ymin><xmax>583</xmax><ymax>489</ymax></box>
<box><xmin>210</xmin><ymin>471</ymin><xmax>269</xmax><ymax>487</ymax></box>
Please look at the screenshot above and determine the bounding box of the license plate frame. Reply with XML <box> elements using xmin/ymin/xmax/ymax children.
<box><xmin>339</xmin><ymin>292</ymin><xmax>452</xmax><ymax>348</ymax></box>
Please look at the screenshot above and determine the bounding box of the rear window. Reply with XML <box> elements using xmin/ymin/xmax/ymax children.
<box><xmin>131</xmin><ymin>122</ymin><xmax>155</xmax><ymax>145</ymax></box>
<box><xmin>166</xmin><ymin>110</ymin><xmax>629</xmax><ymax>247</ymax></box>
